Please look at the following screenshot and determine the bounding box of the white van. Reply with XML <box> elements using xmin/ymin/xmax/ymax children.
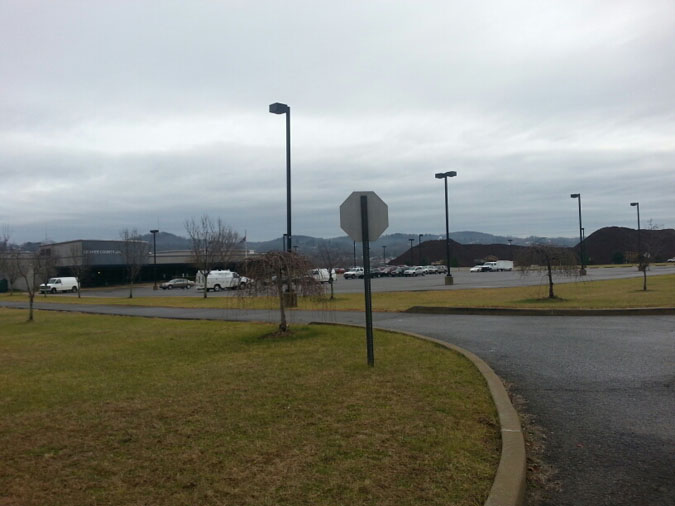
<box><xmin>39</xmin><ymin>277</ymin><xmax>79</xmax><ymax>294</ymax></box>
<box><xmin>195</xmin><ymin>270</ymin><xmax>250</xmax><ymax>291</ymax></box>
<box><xmin>310</xmin><ymin>268</ymin><xmax>337</xmax><ymax>283</ymax></box>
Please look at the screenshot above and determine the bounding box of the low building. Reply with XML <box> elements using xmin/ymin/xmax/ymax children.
<box><xmin>37</xmin><ymin>239</ymin><xmax>249</xmax><ymax>287</ymax></box>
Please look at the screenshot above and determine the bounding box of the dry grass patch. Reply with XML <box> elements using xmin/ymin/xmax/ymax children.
<box><xmin>0</xmin><ymin>309</ymin><xmax>499</xmax><ymax>506</ymax></box>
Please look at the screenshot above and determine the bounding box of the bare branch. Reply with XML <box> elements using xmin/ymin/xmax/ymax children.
<box><xmin>185</xmin><ymin>215</ymin><xmax>240</xmax><ymax>298</ymax></box>
<box><xmin>517</xmin><ymin>244</ymin><xmax>578</xmax><ymax>299</ymax></box>
<box><xmin>120</xmin><ymin>228</ymin><xmax>149</xmax><ymax>299</ymax></box>
<box><xmin>243</xmin><ymin>251</ymin><xmax>321</xmax><ymax>332</ymax></box>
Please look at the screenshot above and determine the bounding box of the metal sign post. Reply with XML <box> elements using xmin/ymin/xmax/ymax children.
<box><xmin>360</xmin><ymin>195</ymin><xmax>374</xmax><ymax>366</ymax></box>
<box><xmin>340</xmin><ymin>191</ymin><xmax>388</xmax><ymax>367</ymax></box>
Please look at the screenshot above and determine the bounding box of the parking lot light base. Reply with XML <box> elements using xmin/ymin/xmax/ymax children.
<box><xmin>445</xmin><ymin>274</ymin><xmax>454</xmax><ymax>285</ymax></box>
<box><xmin>579</xmin><ymin>268</ymin><xmax>587</xmax><ymax>276</ymax></box>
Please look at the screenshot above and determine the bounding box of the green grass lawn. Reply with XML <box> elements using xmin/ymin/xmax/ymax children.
<box><xmin>6</xmin><ymin>273</ymin><xmax>673</xmax><ymax>312</ymax></box>
<box><xmin>0</xmin><ymin>309</ymin><xmax>499</xmax><ymax>506</ymax></box>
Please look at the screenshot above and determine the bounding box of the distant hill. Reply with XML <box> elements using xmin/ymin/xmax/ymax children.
<box><xmin>389</xmin><ymin>239</ymin><xmax>527</xmax><ymax>267</ymax></box>
<box><xmin>583</xmin><ymin>226</ymin><xmax>675</xmax><ymax>264</ymax></box>
<box><xmin>246</xmin><ymin>231</ymin><xmax>577</xmax><ymax>261</ymax></box>
<box><xmin>127</xmin><ymin>229</ymin><xmax>579</xmax><ymax>265</ymax></box>
<box><xmin>140</xmin><ymin>231</ymin><xmax>191</xmax><ymax>251</ymax></box>
<box><xmin>20</xmin><ymin>227</ymin><xmax>674</xmax><ymax>267</ymax></box>
<box><xmin>387</xmin><ymin>226</ymin><xmax>675</xmax><ymax>267</ymax></box>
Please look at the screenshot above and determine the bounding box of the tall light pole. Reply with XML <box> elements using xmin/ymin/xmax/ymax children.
<box><xmin>418</xmin><ymin>234</ymin><xmax>423</xmax><ymax>263</ymax></box>
<box><xmin>382</xmin><ymin>245</ymin><xmax>387</xmax><ymax>264</ymax></box>
<box><xmin>570</xmin><ymin>193</ymin><xmax>586</xmax><ymax>275</ymax></box>
<box><xmin>353</xmin><ymin>240</ymin><xmax>356</xmax><ymax>267</ymax></box>
<box><xmin>408</xmin><ymin>238</ymin><xmax>414</xmax><ymax>265</ymax></box>
<box><xmin>150</xmin><ymin>229</ymin><xmax>159</xmax><ymax>290</ymax></box>
<box><xmin>269</xmin><ymin>102</ymin><xmax>292</xmax><ymax>252</ymax></box>
<box><xmin>436</xmin><ymin>171</ymin><xmax>457</xmax><ymax>285</ymax></box>
<box><xmin>630</xmin><ymin>201</ymin><xmax>647</xmax><ymax>291</ymax></box>
<box><xmin>508</xmin><ymin>238</ymin><xmax>513</xmax><ymax>260</ymax></box>
<box><xmin>630</xmin><ymin>201</ymin><xmax>641</xmax><ymax>264</ymax></box>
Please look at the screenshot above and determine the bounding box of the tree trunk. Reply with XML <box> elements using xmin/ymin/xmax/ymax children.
<box><xmin>276</xmin><ymin>271</ymin><xmax>287</xmax><ymax>332</ymax></box>
<box><xmin>547</xmin><ymin>261</ymin><xmax>555</xmax><ymax>299</ymax></box>
<box><xmin>643</xmin><ymin>268</ymin><xmax>647</xmax><ymax>291</ymax></box>
<box><xmin>203</xmin><ymin>275</ymin><xmax>208</xmax><ymax>298</ymax></box>
<box><xmin>329</xmin><ymin>278</ymin><xmax>334</xmax><ymax>300</ymax></box>
<box><xmin>128</xmin><ymin>281</ymin><xmax>133</xmax><ymax>299</ymax></box>
<box><xmin>28</xmin><ymin>293</ymin><xmax>34</xmax><ymax>322</ymax></box>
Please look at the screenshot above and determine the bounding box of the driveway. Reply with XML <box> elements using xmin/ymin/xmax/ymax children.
<box><xmin>2</xmin><ymin>300</ymin><xmax>673</xmax><ymax>505</ymax></box>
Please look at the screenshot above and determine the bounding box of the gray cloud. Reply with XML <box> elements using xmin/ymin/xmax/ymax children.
<box><xmin>1</xmin><ymin>0</ymin><xmax>673</xmax><ymax>244</ymax></box>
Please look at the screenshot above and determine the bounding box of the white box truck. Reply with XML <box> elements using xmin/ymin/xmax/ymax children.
<box><xmin>483</xmin><ymin>260</ymin><xmax>513</xmax><ymax>272</ymax></box>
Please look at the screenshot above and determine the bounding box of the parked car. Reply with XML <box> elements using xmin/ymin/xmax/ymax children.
<box><xmin>389</xmin><ymin>266</ymin><xmax>407</xmax><ymax>277</ymax></box>
<box><xmin>344</xmin><ymin>267</ymin><xmax>364</xmax><ymax>279</ymax></box>
<box><xmin>668</xmin><ymin>257</ymin><xmax>675</xmax><ymax>263</ymax></box>
<box><xmin>403</xmin><ymin>266</ymin><xmax>425</xmax><ymax>277</ymax></box>
<box><xmin>470</xmin><ymin>265</ymin><xmax>491</xmax><ymax>272</ymax></box>
<box><xmin>424</xmin><ymin>265</ymin><xmax>439</xmax><ymax>274</ymax></box>
<box><xmin>160</xmin><ymin>278</ymin><xmax>194</xmax><ymax>290</ymax></box>
<box><xmin>381</xmin><ymin>266</ymin><xmax>399</xmax><ymax>276</ymax></box>
<box><xmin>370</xmin><ymin>267</ymin><xmax>389</xmax><ymax>278</ymax></box>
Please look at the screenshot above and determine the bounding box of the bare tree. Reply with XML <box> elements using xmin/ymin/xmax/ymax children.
<box><xmin>0</xmin><ymin>229</ymin><xmax>20</xmax><ymax>295</ymax></box>
<box><xmin>12</xmin><ymin>248</ymin><xmax>59</xmax><ymax>321</ymax></box>
<box><xmin>185</xmin><ymin>215</ymin><xmax>240</xmax><ymax>299</ymax></box>
<box><xmin>317</xmin><ymin>241</ymin><xmax>346</xmax><ymax>300</ymax></box>
<box><xmin>517</xmin><ymin>245</ymin><xmax>578</xmax><ymax>299</ymax></box>
<box><xmin>68</xmin><ymin>243</ymin><xmax>90</xmax><ymax>298</ymax></box>
<box><xmin>120</xmin><ymin>228</ymin><xmax>149</xmax><ymax>299</ymax></box>
<box><xmin>635</xmin><ymin>220</ymin><xmax>666</xmax><ymax>292</ymax></box>
<box><xmin>243</xmin><ymin>251</ymin><xmax>320</xmax><ymax>333</ymax></box>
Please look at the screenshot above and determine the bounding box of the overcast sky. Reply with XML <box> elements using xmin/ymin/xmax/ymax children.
<box><xmin>1</xmin><ymin>0</ymin><xmax>673</xmax><ymax>244</ymax></box>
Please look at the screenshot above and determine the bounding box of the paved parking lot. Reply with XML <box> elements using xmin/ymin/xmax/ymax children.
<box><xmin>79</xmin><ymin>264</ymin><xmax>675</xmax><ymax>297</ymax></box>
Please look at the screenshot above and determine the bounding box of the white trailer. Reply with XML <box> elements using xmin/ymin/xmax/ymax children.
<box><xmin>483</xmin><ymin>260</ymin><xmax>514</xmax><ymax>272</ymax></box>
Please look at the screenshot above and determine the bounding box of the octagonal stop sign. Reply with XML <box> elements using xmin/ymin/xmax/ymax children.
<box><xmin>340</xmin><ymin>191</ymin><xmax>388</xmax><ymax>242</ymax></box>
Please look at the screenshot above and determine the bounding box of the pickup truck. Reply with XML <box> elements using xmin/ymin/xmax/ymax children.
<box><xmin>343</xmin><ymin>267</ymin><xmax>364</xmax><ymax>279</ymax></box>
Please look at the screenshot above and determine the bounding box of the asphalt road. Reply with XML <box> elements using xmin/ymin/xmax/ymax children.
<box><xmin>2</xmin><ymin>300</ymin><xmax>673</xmax><ymax>505</ymax></box>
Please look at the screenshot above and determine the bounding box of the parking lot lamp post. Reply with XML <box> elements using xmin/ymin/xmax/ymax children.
<box><xmin>409</xmin><ymin>238</ymin><xmax>414</xmax><ymax>265</ymax></box>
<box><xmin>353</xmin><ymin>240</ymin><xmax>356</xmax><ymax>268</ymax></box>
<box><xmin>382</xmin><ymin>245</ymin><xmax>387</xmax><ymax>264</ymax></box>
<box><xmin>570</xmin><ymin>193</ymin><xmax>586</xmax><ymax>275</ymax></box>
<box><xmin>269</xmin><ymin>102</ymin><xmax>292</xmax><ymax>252</ymax></box>
<box><xmin>630</xmin><ymin>202</ymin><xmax>641</xmax><ymax>265</ymax></box>
<box><xmin>435</xmin><ymin>171</ymin><xmax>457</xmax><ymax>285</ymax></box>
<box><xmin>150</xmin><ymin>229</ymin><xmax>159</xmax><ymax>290</ymax></box>
<box><xmin>418</xmin><ymin>234</ymin><xmax>423</xmax><ymax>263</ymax></box>
<box><xmin>508</xmin><ymin>238</ymin><xmax>513</xmax><ymax>260</ymax></box>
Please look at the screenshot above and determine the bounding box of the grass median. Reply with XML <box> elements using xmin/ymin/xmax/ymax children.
<box><xmin>0</xmin><ymin>309</ymin><xmax>499</xmax><ymax>505</ymax></box>
<box><xmin>5</xmin><ymin>273</ymin><xmax>674</xmax><ymax>312</ymax></box>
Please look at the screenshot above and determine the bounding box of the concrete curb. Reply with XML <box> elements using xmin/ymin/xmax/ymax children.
<box><xmin>405</xmin><ymin>306</ymin><xmax>675</xmax><ymax>316</ymax></box>
<box><xmin>310</xmin><ymin>321</ymin><xmax>526</xmax><ymax>506</ymax></box>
